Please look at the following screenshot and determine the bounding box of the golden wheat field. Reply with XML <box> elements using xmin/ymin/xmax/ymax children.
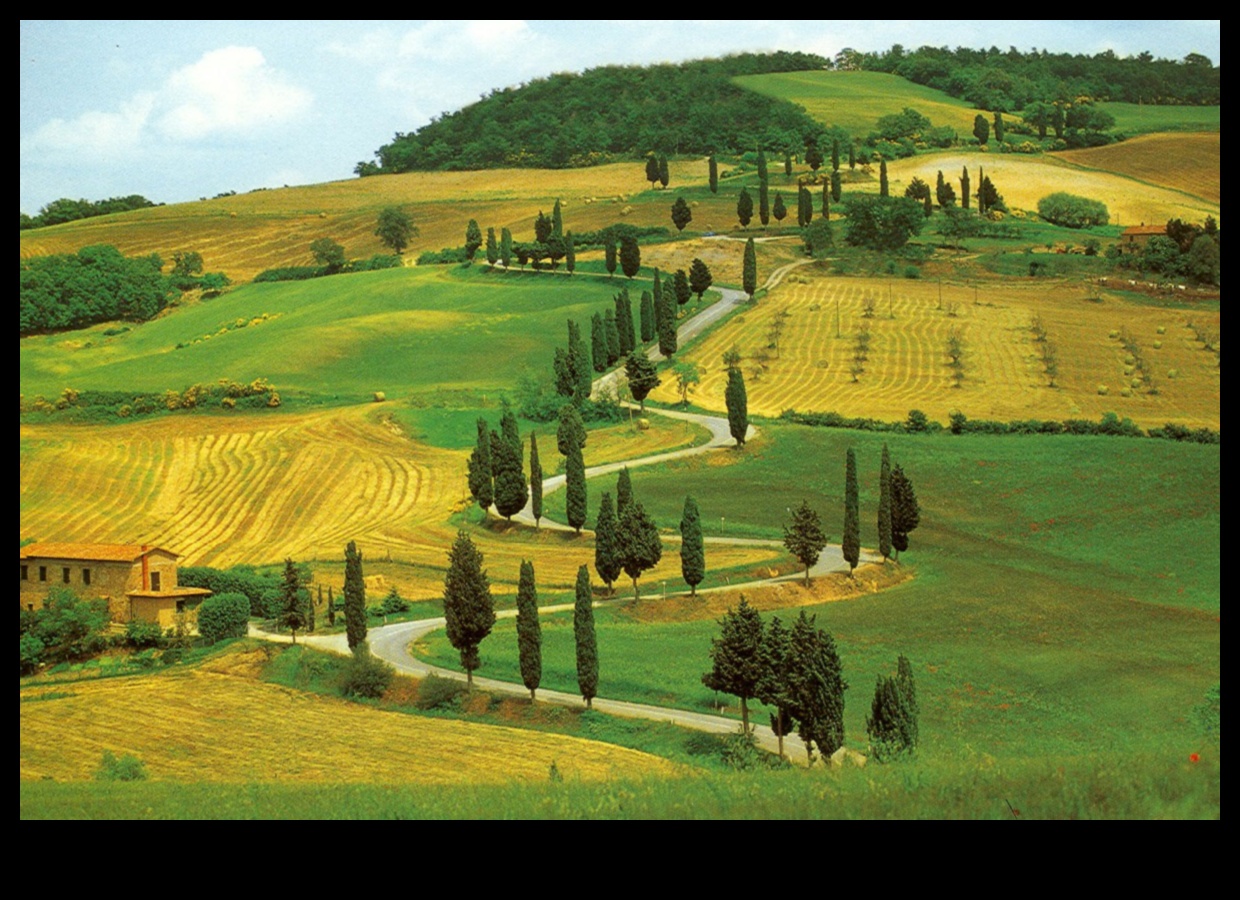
<box><xmin>1058</xmin><ymin>132</ymin><xmax>1221</xmax><ymax>205</ymax></box>
<box><xmin>19</xmin><ymin>651</ymin><xmax>677</xmax><ymax>783</ymax></box>
<box><xmin>886</xmin><ymin>152</ymin><xmax>1220</xmax><ymax>226</ymax></box>
<box><xmin>649</xmin><ymin>273</ymin><xmax>1221</xmax><ymax>429</ymax></box>
<box><xmin>19</xmin><ymin>404</ymin><xmax>784</xmax><ymax>597</ymax></box>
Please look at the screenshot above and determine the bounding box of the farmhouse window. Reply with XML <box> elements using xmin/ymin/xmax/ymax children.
<box><xmin>83</xmin><ymin>568</ymin><xmax>92</xmax><ymax>586</ymax></box>
<box><xmin>150</xmin><ymin>571</ymin><xmax>162</xmax><ymax>592</ymax></box>
<box><xmin>21</xmin><ymin>565</ymin><xmax>28</xmax><ymax>581</ymax></box>
<box><xmin>39</xmin><ymin>566</ymin><xmax>47</xmax><ymax>581</ymax></box>
<box><xmin>63</xmin><ymin>567</ymin><xmax>71</xmax><ymax>583</ymax></box>
<box><xmin>176</xmin><ymin>599</ymin><xmax>185</xmax><ymax>613</ymax></box>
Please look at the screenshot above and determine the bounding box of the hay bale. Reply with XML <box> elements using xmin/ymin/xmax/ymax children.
<box><xmin>636</xmin><ymin>418</ymin><xmax>650</xmax><ymax>431</ymax></box>
<box><xmin>373</xmin><ymin>391</ymin><xmax>386</xmax><ymax>402</ymax></box>
<box><xmin>1097</xmin><ymin>384</ymin><xmax>1109</xmax><ymax>395</ymax></box>
<box><xmin>1120</xmin><ymin>387</ymin><xmax>1133</xmax><ymax>397</ymax></box>
<box><xmin>1167</xmin><ymin>369</ymin><xmax>1178</xmax><ymax>379</ymax></box>
<box><xmin>1157</xmin><ymin>325</ymin><xmax>1167</xmax><ymax>334</ymax></box>
<box><xmin>1153</xmin><ymin>340</ymin><xmax>1163</xmax><ymax>349</ymax></box>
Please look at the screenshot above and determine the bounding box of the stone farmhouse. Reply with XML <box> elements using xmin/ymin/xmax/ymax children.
<box><xmin>1120</xmin><ymin>223</ymin><xmax>1168</xmax><ymax>252</ymax></box>
<box><xmin>19</xmin><ymin>542</ymin><xmax>210</xmax><ymax>628</ymax></box>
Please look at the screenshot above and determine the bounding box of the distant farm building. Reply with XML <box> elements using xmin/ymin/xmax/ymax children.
<box><xmin>1120</xmin><ymin>223</ymin><xmax>1168</xmax><ymax>252</ymax></box>
<box><xmin>19</xmin><ymin>543</ymin><xmax>210</xmax><ymax>628</ymax></box>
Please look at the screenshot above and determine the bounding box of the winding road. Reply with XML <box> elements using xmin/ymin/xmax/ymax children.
<box><xmin>290</xmin><ymin>258</ymin><xmax>874</xmax><ymax>761</ymax></box>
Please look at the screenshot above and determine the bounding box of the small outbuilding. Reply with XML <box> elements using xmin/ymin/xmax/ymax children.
<box><xmin>1120</xmin><ymin>223</ymin><xmax>1167</xmax><ymax>252</ymax></box>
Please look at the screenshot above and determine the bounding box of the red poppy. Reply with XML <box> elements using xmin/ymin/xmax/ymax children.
<box><xmin>1190</xmin><ymin>753</ymin><xmax>1200</xmax><ymax>763</ymax></box>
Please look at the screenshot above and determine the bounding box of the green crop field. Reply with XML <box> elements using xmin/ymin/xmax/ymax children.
<box><xmin>1098</xmin><ymin>102</ymin><xmax>1220</xmax><ymax>135</ymax></box>
<box><xmin>735</xmin><ymin>70</ymin><xmax>988</xmax><ymax>136</ymax></box>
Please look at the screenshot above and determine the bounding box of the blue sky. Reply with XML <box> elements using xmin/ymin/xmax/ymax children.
<box><xmin>20</xmin><ymin>20</ymin><xmax>1220</xmax><ymax>214</ymax></box>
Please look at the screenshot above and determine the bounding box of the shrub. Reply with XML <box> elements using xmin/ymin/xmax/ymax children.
<box><xmin>125</xmin><ymin>619</ymin><xmax>166</xmax><ymax>650</ymax></box>
<box><xmin>196</xmin><ymin>592</ymin><xmax>251</xmax><ymax>643</ymax></box>
<box><xmin>95</xmin><ymin>750</ymin><xmax>148</xmax><ymax>781</ymax></box>
<box><xmin>1037</xmin><ymin>193</ymin><xmax>1109</xmax><ymax>228</ymax></box>
<box><xmin>338</xmin><ymin>644</ymin><xmax>394</xmax><ymax>699</ymax></box>
<box><xmin>416</xmin><ymin>674</ymin><xmax>468</xmax><ymax>710</ymax></box>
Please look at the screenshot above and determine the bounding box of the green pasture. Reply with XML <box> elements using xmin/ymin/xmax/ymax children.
<box><xmin>1098</xmin><ymin>103</ymin><xmax>1220</xmax><ymax>135</ymax></box>
<box><xmin>19</xmin><ymin>266</ymin><xmax>644</xmax><ymax>401</ymax></box>
<box><xmin>418</xmin><ymin>423</ymin><xmax>1219</xmax><ymax>761</ymax></box>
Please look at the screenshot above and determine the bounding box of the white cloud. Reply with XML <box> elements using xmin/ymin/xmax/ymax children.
<box><xmin>395</xmin><ymin>20</ymin><xmax>536</xmax><ymax>62</ymax></box>
<box><xmin>156</xmin><ymin>46</ymin><xmax>312</xmax><ymax>140</ymax></box>
<box><xmin>23</xmin><ymin>91</ymin><xmax>155</xmax><ymax>157</ymax></box>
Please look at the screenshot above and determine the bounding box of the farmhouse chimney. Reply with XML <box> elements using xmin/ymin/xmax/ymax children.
<box><xmin>141</xmin><ymin>544</ymin><xmax>150</xmax><ymax>590</ymax></box>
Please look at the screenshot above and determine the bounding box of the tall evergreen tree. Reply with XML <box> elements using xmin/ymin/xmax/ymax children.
<box><xmin>805</xmin><ymin>140</ymin><xmax>823</xmax><ymax>172</ymax></box>
<box><xmin>515</xmin><ymin>560</ymin><xmax>542</xmax><ymax>700</ymax></box>
<box><xmin>640</xmin><ymin>290</ymin><xmax>655</xmax><ymax>342</ymax></box>
<box><xmin>534</xmin><ymin>210</ymin><xmax>552</xmax><ymax>244</ymax></box>
<box><xmin>759</xmin><ymin>178</ymin><xmax>770</xmax><ymax>228</ymax></box>
<box><xmin>551</xmin><ymin>199</ymin><xmax>564</xmax><ymax>238</ymax></box>
<box><xmin>645</xmin><ymin>155</ymin><xmax>660</xmax><ymax>189</ymax></box>
<box><xmin>568</xmin><ymin>319</ymin><xmax>592</xmax><ymax>404</ymax></box>
<box><xmin>789</xmin><ymin>610</ymin><xmax>847</xmax><ymax>763</ymax></box>
<box><xmin>879</xmin><ymin>159</ymin><xmax>889</xmax><ymax>197</ymax></box>
<box><xmin>831</xmin><ymin>170</ymin><xmax>841</xmax><ymax>203</ymax></box>
<box><xmin>443</xmin><ymin>530</ymin><xmax>495</xmax><ymax>692</ymax></box>
<box><xmin>625</xmin><ymin>353</ymin><xmax>660</xmax><ymax>412</ymax></box>
<box><xmin>673</xmin><ymin>268</ymin><xmax>692</xmax><ymax>313</ymax></box>
<box><xmin>616</xmin><ymin>500</ymin><xmax>662</xmax><ymax>600</ymax></box>
<box><xmin>500</xmin><ymin>406</ymin><xmax>522</xmax><ymax>456</ymax></box>
<box><xmin>343</xmin><ymin>540</ymin><xmax>367</xmax><ymax>651</ymax></box>
<box><xmin>604</xmin><ymin>308</ymin><xmax>621</xmax><ymax>365</ymax></box>
<box><xmin>657</xmin><ymin>292</ymin><xmax>677</xmax><ymax>357</ymax></box>
<box><xmin>615</xmin><ymin>288</ymin><xmax>635</xmax><ymax>354</ymax></box>
<box><xmin>565</xmin><ymin>437</ymin><xmax>587</xmax><ymax>535</ymax></box>
<box><xmin>604</xmin><ymin>233</ymin><xmax>617</xmax><ymax>277</ymax></box>
<box><xmin>822</xmin><ymin>181</ymin><xmax>830</xmax><ymax>219</ymax></box>
<box><xmin>725</xmin><ymin>366</ymin><xmax>748</xmax><ymax>446</ymax></box>
<box><xmin>708</xmin><ymin>153</ymin><xmax>718</xmax><ymax>194</ymax></box>
<box><xmin>993</xmin><ymin>111</ymin><xmax>1005</xmax><ymax>144</ymax></box>
<box><xmin>671</xmin><ymin>196</ymin><xmax>693</xmax><ymax>232</ymax></box>
<box><xmin>279</xmin><ymin>557</ymin><xmax>305</xmax><ymax>643</ymax></box>
<box><xmin>843</xmin><ymin>447</ymin><xmax>861</xmax><ymax>576</ymax></box>
<box><xmin>590</xmin><ymin>312</ymin><xmax>608</xmax><ymax>373</ymax></box>
<box><xmin>467</xmin><ymin>418</ymin><xmax>493</xmax><ymax>511</ymax></box>
<box><xmin>772</xmin><ymin>191</ymin><xmax>787</xmax><ymax>224</ymax></box>
<box><xmin>783</xmin><ymin>500</ymin><xmax>827</xmax><ymax>585</ymax></box>
<box><xmin>701</xmin><ymin>598</ymin><xmax>764</xmax><ymax>733</ymax></box>
<box><xmin>485</xmin><ymin>227</ymin><xmax>498</xmax><ymax>267</ymax></box>
<box><xmin>616</xmin><ymin>467</ymin><xmax>633</xmax><ymax>517</ymax></box>
<box><xmin>556</xmin><ymin>402</ymin><xmax>587</xmax><ymax>456</ymax></box>
<box><xmin>326</xmin><ymin>584</ymin><xmax>335</xmax><ymax>627</ymax></box>
<box><xmin>737</xmin><ymin>187</ymin><xmax>753</xmax><ymax>229</ymax></box>
<box><xmin>757</xmin><ymin>615</ymin><xmax>798</xmax><ymax>758</ymax></box>
<box><xmin>565</xmin><ymin>231</ymin><xmax>576</xmax><ymax>276</ymax></box>
<box><xmin>500</xmin><ymin>227</ymin><xmax>513</xmax><ymax>270</ymax></box>
<box><xmin>784</xmin><ymin>152</ymin><xmax>793</xmax><ymax>179</ymax></box>
<box><xmin>573</xmin><ymin>565</ymin><xmax>598</xmax><ymax>708</ymax></box>
<box><xmin>897</xmin><ymin>653</ymin><xmax>919</xmax><ymax>745</ymax></box>
<box><xmin>935</xmin><ymin>171</ymin><xmax>956</xmax><ymax>208</ymax></box>
<box><xmin>492</xmin><ymin>429</ymin><xmax>527</xmax><ymax>522</ymax></box>
<box><xmin>689</xmin><ymin>258</ymin><xmax>713</xmax><ymax>303</ymax></box>
<box><xmin>890</xmin><ymin>463</ymin><xmax>921</xmax><ymax>562</ymax></box>
<box><xmin>877</xmin><ymin>443</ymin><xmax>893</xmax><ymax>562</ymax></box>
<box><xmin>796</xmin><ymin>187</ymin><xmax>809</xmax><ymax>228</ymax></box>
<box><xmin>619</xmin><ymin>234</ymin><xmax>641</xmax><ymax>278</ymax></box>
<box><xmin>464</xmin><ymin>219</ymin><xmax>483</xmax><ymax>262</ymax></box>
<box><xmin>679</xmin><ymin>494</ymin><xmax>705</xmax><ymax>597</ymax></box>
<box><xmin>652</xmin><ymin>268</ymin><xmax>663</xmax><ymax>312</ymax></box>
<box><xmin>973</xmin><ymin>114</ymin><xmax>990</xmax><ymax>146</ymax></box>
<box><xmin>832</xmin><ymin>139</ymin><xmax>841</xmax><ymax>173</ymax></box>
<box><xmin>742</xmin><ymin>237</ymin><xmax>757</xmax><ymax>299</ymax></box>
<box><xmin>961</xmin><ymin>165</ymin><xmax>970</xmax><ymax>210</ymax></box>
<box><xmin>658</xmin><ymin>154</ymin><xmax>669</xmax><ymax>189</ymax></box>
<box><xmin>594</xmin><ymin>491</ymin><xmax>621</xmax><ymax>595</ymax></box>
<box><xmin>529</xmin><ymin>432</ymin><xmax>543</xmax><ymax>528</ymax></box>
<box><xmin>848</xmin><ymin>142</ymin><xmax>856</xmax><ymax>169</ymax></box>
<box><xmin>924</xmin><ymin>193</ymin><xmax>933</xmax><ymax>218</ymax></box>
<box><xmin>866</xmin><ymin>655</ymin><xmax>918</xmax><ymax>761</ymax></box>
<box><xmin>756</xmin><ymin>148</ymin><xmax>768</xmax><ymax>183</ymax></box>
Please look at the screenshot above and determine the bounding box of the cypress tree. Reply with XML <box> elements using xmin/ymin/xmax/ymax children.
<box><xmin>492</xmin><ymin>429</ymin><xmax>527</xmax><ymax>522</ymax></box>
<box><xmin>467</xmin><ymin>418</ymin><xmax>493</xmax><ymax>511</ymax></box>
<box><xmin>534</xmin><ymin>210</ymin><xmax>552</xmax><ymax>244</ymax></box>
<box><xmin>343</xmin><ymin>540</ymin><xmax>366</xmax><ymax>651</ymax></box>
<box><xmin>614</xmin><ymin>288</ymin><xmax>635</xmax><ymax>354</ymax></box>
<box><xmin>565</xmin><ymin>230</ymin><xmax>575</xmax><ymax>276</ymax></box>
<box><xmin>565</xmin><ymin>437</ymin><xmax>587</xmax><ymax>534</ymax></box>
<box><xmin>651</xmin><ymin>268</ymin><xmax>664</xmax><ymax>337</ymax></box>
<box><xmin>924</xmin><ymin>193</ymin><xmax>933</xmax><ymax>217</ymax></box>
<box><xmin>673</xmin><ymin>268</ymin><xmax>691</xmax><ymax>312</ymax></box>
<box><xmin>789</xmin><ymin>610</ymin><xmax>847</xmax><ymax>763</ymax></box>
<box><xmin>772</xmin><ymin>191</ymin><xmax>787</xmax><ymax>224</ymax></box>
<box><xmin>551</xmin><ymin>199</ymin><xmax>563</xmax><ymax>238</ymax></box>
<box><xmin>616</xmin><ymin>499</ymin><xmax>662</xmax><ymax>600</ymax></box>
<box><xmin>658</xmin><ymin>154</ymin><xmax>669</xmax><ymax>189</ymax></box>
<box><xmin>897</xmin><ymin>653</ymin><xmax>919</xmax><ymax>746</ymax></box>
<box><xmin>625</xmin><ymin>352</ymin><xmax>660</xmax><ymax>411</ymax></box>
<box><xmin>619</xmin><ymin>234</ymin><xmax>641</xmax><ymax>278</ymax></box>
<box><xmin>573</xmin><ymin>565</ymin><xmax>598</xmax><ymax>708</ymax></box>
<box><xmin>701</xmin><ymin>597</ymin><xmax>764</xmax><ymax>734</ymax></box>
<box><xmin>556</xmin><ymin>403</ymin><xmax>586</xmax><ymax>456</ymax></box>
<box><xmin>832</xmin><ymin>139</ymin><xmax>840</xmax><ymax>173</ymax></box>
<box><xmin>848</xmin><ymin>143</ymin><xmax>856</xmax><ymax>169</ymax></box>
<box><xmin>961</xmin><ymin>165</ymin><xmax>970</xmax><ymax>210</ymax></box>
<box><xmin>616</xmin><ymin>466</ymin><xmax>633</xmax><ymax>516</ymax></box>
<box><xmin>737</xmin><ymin>187</ymin><xmax>753</xmax><ymax>229</ymax></box>
<box><xmin>604</xmin><ymin>308</ymin><xmax>621</xmax><ymax>364</ymax></box>
<box><xmin>529</xmin><ymin>432</ymin><xmax>543</xmax><ymax>528</ymax></box>
<box><xmin>640</xmin><ymin>290</ymin><xmax>655</xmax><ymax>342</ymax></box>
<box><xmin>485</xmin><ymin>227</ymin><xmax>498</xmax><ymax>267</ymax></box>
<box><xmin>671</xmin><ymin>196</ymin><xmax>692</xmax><ymax>232</ymax></box>
<box><xmin>725</xmin><ymin>366</ymin><xmax>748</xmax><ymax>446</ymax></box>
<box><xmin>645</xmin><ymin>155</ymin><xmax>660</xmax><ymax>189</ymax></box>
<box><xmin>758</xmin><ymin>615</ymin><xmax>797</xmax><ymax>759</ymax></box>
<box><xmin>805</xmin><ymin>141</ymin><xmax>823</xmax><ymax>172</ymax></box>
<box><xmin>590</xmin><ymin>312</ymin><xmax>607</xmax><ymax>373</ymax></box>
<box><xmin>443</xmin><ymin>530</ymin><xmax>495</xmax><ymax>692</ymax></box>
<box><xmin>515</xmin><ymin>560</ymin><xmax>542</xmax><ymax>700</ymax></box>
<box><xmin>783</xmin><ymin>500</ymin><xmax>827</xmax><ymax>586</ymax></box>
<box><xmin>280</xmin><ymin>557</ymin><xmax>305</xmax><ymax>643</ymax></box>
<box><xmin>879</xmin><ymin>159</ymin><xmax>889</xmax><ymax>197</ymax></box>
<box><xmin>973</xmin><ymin>114</ymin><xmax>989</xmax><ymax>146</ymax></box>
<box><xmin>878</xmin><ymin>443</ymin><xmax>893</xmax><ymax>562</ymax></box>
<box><xmin>708</xmin><ymin>153</ymin><xmax>718</xmax><ymax>193</ymax></box>
<box><xmin>843</xmin><ymin>447</ymin><xmax>860</xmax><ymax>576</ymax></box>
<box><xmin>796</xmin><ymin>187</ymin><xmax>809</xmax><ymax>228</ymax></box>
<box><xmin>657</xmin><ymin>292</ymin><xmax>677</xmax><ymax>357</ymax></box>
<box><xmin>594</xmin><ymin>491</ymin><xmax>621</xmax><ymax>595</ymax></box>
<box><xmin>464</xmin><ymin>219</ymin><xmax>483</xmax><ymax>263</ymax></box>
<box><xmin>568</xmin><ymin>319</ymin><xmax>591</xmax><ymax>404</ymax></box>
<box><xmin>500</xmin><ymin>227</ymin><xmax>513</xmax><ymax>270</ymax></box>
<box><xmin>756</xmin><ymin>148</ymin><xmax>768</xmax><ymax>182</ymax></box>
<box><xmin>604</xmin><ymin>233</ymin><xmax>617</xmax><ymax>277</ymax></box>
<box><xmin>822</xmin><ymin>181</ymin><xmax>830</xmax><ymax>219</ymax></box>
<box><xmin>689</xmin><ymin>258</ymin><xmax>712</xmax><ymax>303</ymax></box>
<box><xmin>831</xmin><ymin>170</ymin><xmax>841</xmax><ymax>203</ymax></box>
<box><xmin>326</xmin><ymin>584</ymin><xmax>335</xmax><ymax>627</ymax></box>
<box><xmin>978</xmin><ymin>166</ymin><xmax>986</xmax><ymax>215</ymax></box>
<box><xmin>759</xmin><ymin>178</ymin><xmax>770</xmax><ymax>228</ymax></box>
<box><xmin>993</xmin><ymin>111</ymin><xmax>1005</xmax><ymax>144</ymax></box>
<box><xmin>890</xmin><ymin>463</ymin><xmax>920</xmax><ymax>562</ymax></box>
<box><xmin>742</xmin><ymin>237</ymin><xmax>757</xmax><ymax>299</ymax></box>
<box><xmin>784</xmin><ymin>152</ymin><xmax>793</xmax><ymax>179</ymax></box>
<box><xmin>679</xmin><ymin>494</ymin><xmax>705</xmax><ymax>597</ymax></box>
<box><xmin>500</xmin><ymin>406</ymin><xmax>522</xmax><ymax>457</ymax></box>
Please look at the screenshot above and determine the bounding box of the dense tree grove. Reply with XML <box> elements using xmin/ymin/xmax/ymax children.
<box><xmin>20</xmin><ymin>245</ymin><xmax>177</xmax><ymax>335</ymax></box>
<box><xmin>365</xmin><ymin>53</ymin><xmax>827</xmax><ymax>174</ymax></box>
<box><xmin>21</xmin><ymin>194</ymin><xmax>158</xmax><ymax>230</ymax></box>
<box><xmin>841</xmin><ymin>195</ymin><xmax>925</xmax><ymax>251</ymax></box>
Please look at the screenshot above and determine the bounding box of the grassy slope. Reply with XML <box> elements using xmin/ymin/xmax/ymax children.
<box><xmin>1098</xmin><ymin>103</ymin><xmax>1220</xmax><ymax>135</ymax></box>
<box><xmin>418</xmin><ymin>424</ymin><xmax>1220</xmax><ymax>762</ymax></box>
<box><xmin>1058</xmin><ymin>133</ymin><xmax>1220</xmax><ymax>206</ymax></box>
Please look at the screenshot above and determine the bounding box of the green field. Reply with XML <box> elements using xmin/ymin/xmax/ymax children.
<box><xmin>418</xmin><ymin>423</ymin><xmax>1220</xmax><ymax>762</ymax></box>
<box><xmin>1098</xmin><ymin>102</ymin><xmax>1221</xmax><ymax>135</ymax></box>
<box><xmin>20</xmin><ymin>266</ymin><xmax>644</xmax><ymax>401</ymax></box>
<box><xmin>735</xmin><ymin>70</ymin><xmax>987</xmax><ymax>136</ymax></box>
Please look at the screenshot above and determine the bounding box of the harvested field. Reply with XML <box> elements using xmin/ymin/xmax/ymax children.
<box><xmin>1059</xmin><ymin>133</ymin><xmax>1220</xmax><ymax>205</ymax></box>
<box><xmin>648</xmin><ymin>274</ymin><xmax>1220</xmax><ymax>429</ymax></box>
<box><xmin>19</xmin><ymin>651</ymin><xmax>676</xmax><ymax>784</ymax></box>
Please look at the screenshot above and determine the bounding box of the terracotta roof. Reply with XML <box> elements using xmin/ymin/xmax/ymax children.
<box><xmin>126</xmin><ymin>588</ymin><xmax>212</xmax><ymax>598</ymax></box>
<box><xmin>19</xmin><ymin>542</ymin><xmax>175</xmax><ymax>562</ymax></box>
<box><xmin>1121</xmin><ymin>225</ymin><xmax>1167</xmax><ymax>236</ymax></box>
